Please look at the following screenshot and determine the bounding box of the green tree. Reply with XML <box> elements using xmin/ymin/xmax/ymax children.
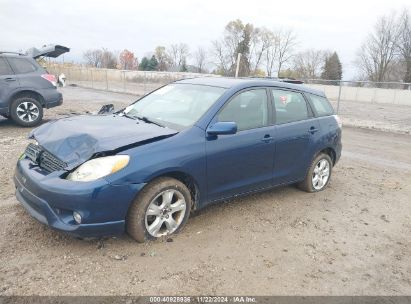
<box><xmin>224</xmin><ymin>19</ymin><xmax>253</xmax><ymax>76</ymax></box>
<box><xmin>147</xmin><ymin>55</ymin><xmax>159</xmax><ymax>71</ymax></box>
<box><xmin>139</xmin><ymin>57</ymin><xmax>150</xmax><ymax>70</ymax></box>
<box><xmin>321</xmin><ymin>52</ymin><xmax>342</xmax><ymax>83</ymax></box>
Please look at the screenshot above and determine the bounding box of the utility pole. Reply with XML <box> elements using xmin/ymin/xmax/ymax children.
<box><xmin>235</xmin><ymin>53</ymin><xmax>241</xmax><ymax>78</ymax></box>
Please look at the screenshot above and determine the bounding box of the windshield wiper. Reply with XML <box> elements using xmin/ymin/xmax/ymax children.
<box><xmin>119</xmin><ymin>112</ymin><xmax>137</xmax><ymax>120</ymax></box>
<box><xmin>136</xmin><ymin>115</ymin><xmax>165</xmax><ymax>127</ymax></box>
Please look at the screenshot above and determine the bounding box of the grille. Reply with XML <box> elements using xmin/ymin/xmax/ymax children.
<box><xmin>24</xmin><ymin>143</ymin><xmax>67</xmax><ymax>172</ymax></box>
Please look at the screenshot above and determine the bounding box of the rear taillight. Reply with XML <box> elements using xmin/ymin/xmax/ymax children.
<box><xmin>333</xmin><ymin>115</ymin><xmax>342</xmax><ymax>128</ymax></box>
<box><xmin>41</xmin><ymin>74</ymin><xmax>57</xmax><ymax>87</ymax></box>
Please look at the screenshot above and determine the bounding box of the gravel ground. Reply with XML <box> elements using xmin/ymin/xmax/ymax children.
<box><xmin>0</xmin><ymin>87</ymin><xmax>410</xmax><ymax>296</ymax></box>
<box><xmin>330</xmin><ymin>100</ymin><xmax>411</xmax><ymax>134</ymax></box>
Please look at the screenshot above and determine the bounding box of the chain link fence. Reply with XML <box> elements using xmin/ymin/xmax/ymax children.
<box><xmin>45</xmin><ymin>65</ymin><xmax>411</xmax><ymax>134</ymax></box>
<box><xmin>46</xmin><ymin>65</ymin><xmax>217</xmax><ymax>96</ymax></box>
<box><xmin>303</xmin><ymin>79</ymin><xmax>411</xmax><ymax>134</ymax></box>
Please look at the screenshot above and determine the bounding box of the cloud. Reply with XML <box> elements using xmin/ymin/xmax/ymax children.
<box><xmin>1</xmin><ymin>0</ymin><xmax>410</xmax><ymax>79</ymax></box>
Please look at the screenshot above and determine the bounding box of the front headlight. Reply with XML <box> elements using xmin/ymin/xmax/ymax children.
<box><xmin>66</xmin><ymin>155</ymin><xmax>129</xmax><ymax>182</ymax></box>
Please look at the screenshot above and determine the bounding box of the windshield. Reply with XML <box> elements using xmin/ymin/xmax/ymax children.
<box><xmin>124</xmin><ymin>83</ymin><xmax>226</xmax><ymax>129</ymax></box>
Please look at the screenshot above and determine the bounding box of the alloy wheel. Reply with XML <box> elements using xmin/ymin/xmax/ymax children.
<box><xmin>312</xmin><ymin>159</ymin><xmax>330</xmax><ymax>190</ymax></box>
<box><xmin>16</xmin><ymin>102</ymin><xmax>40</xmax><ymax>123</ymax></box>
<box><xmin>145</xmin><ymin>189</ymin><xmax>187</xmax><ymax>238</ymax></box>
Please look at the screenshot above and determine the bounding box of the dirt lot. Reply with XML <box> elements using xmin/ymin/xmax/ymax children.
<box><xmin>0</xmin><ymin>87</ymin><xmax>410</xmax><ymax>296</ymax></box>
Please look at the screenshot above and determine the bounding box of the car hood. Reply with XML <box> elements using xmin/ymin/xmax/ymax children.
<box><xmin>29</xmin><ymin>115</ymin><xmax>178</xmax><ymax>170</ymax></box>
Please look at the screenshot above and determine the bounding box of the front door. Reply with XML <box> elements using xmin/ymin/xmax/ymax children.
<box><xmin>206</xmin><ymin>88</ymin><xmax>275</xmax><ymax>202</ymax></box>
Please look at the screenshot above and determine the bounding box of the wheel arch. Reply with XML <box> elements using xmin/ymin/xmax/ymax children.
<box><xmin>317</xmin><ymin>146</ymin><xmax>337</xmax><ymax>165</ymax></box>
<box><xmin>144</xmin><ymin>170</ymin><xmax>201</xmax><ymax>211</ymax></box>
<box><xmin>9</xmin><ymin>90</ymin><xmax>45</xmax><ymax>109</ymax></box>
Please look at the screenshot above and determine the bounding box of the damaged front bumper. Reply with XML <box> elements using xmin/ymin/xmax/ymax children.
<box><xmin>14</xmin><ymin>158</ymin><xmax>145</xmax><ymax>238</ymax></box>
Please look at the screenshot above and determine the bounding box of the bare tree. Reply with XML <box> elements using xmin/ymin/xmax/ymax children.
<box><xmin>210</xmin><ymin>40</ymin><xmax>231</xmax><ymax>75</ymax></box>
<box><xmin>194</xmin><ymin>46</ymin><xmax>207</xmax><ymax>73</ymax></box>
<box><xmin>101</xmin><ymin>48</ymin><xmax>117</xmax><ymax>69</ymax></box>
<box><xmin>264</xmin><ymin>31</ymin><xmax>279</xmax><ymax>77</ymax></box>
<box><xmin>293</xmin><ymin>49</ymin><xmax>326</xmax><ymax>79</ymax></box>
<box><xmin>155</xmin><ymin>46</ymin><xmax>170</xmax><ymax>71</ymax></box>
<box><xmin>167</xmin><ymin>44</ymin><xmax>179</xmax><ymax>67</ymax></box>
<box><xmin>398</xmin><ymin>9</ymin><xmax>411</xmax><ymax>83</ymax></box>
<box><xmin>263</xmin><ymin>28</ymin><xmax>297</xmax><ymax>77</ymax></box>
<box><xmin>167</xmin><ymin>43</ymin><xmax>190</xmax><ymax>68</ymax></box>
<box><xmin>356</xmin><ymin>12</ymin><xmax>401</xmax><ymax>82</ymax></box>
<box><xmin>83</xmin><ymin>48</ymin><xmax>117</xmax><ymax>69</ymax></box>
<box><xmin>211</xmin><ymin>19</ymin><xmax>254</xmax><ymax>76</ymax></box>
<box><xmin>276</xmin><ymin>29</ymin><xmax>298</xmax><ymax>76</ymax></box>
<box><xmin>83</xmin><ymin>49</ymin><xmax>103</xmax><ymax>67</ymax></box>
<box><xmin>211</xmin><ymin>20</ymin><xmax>296</xmax><ymax>77</ymax></box>
<box><xmin>249</xmin><ymin>27</ymin><xmax>273</xmax><ymax>75</ymax></box>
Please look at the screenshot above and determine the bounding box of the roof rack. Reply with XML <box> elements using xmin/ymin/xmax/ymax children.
<box><xmin>0</xmin><ymin>51</ymin><xmax>25</xmax><ymax>56</ymax></box>
<box><xmin>248</xmin><ymin>76</ymin><xmax>304</xmax><ymax>84</ymax></box>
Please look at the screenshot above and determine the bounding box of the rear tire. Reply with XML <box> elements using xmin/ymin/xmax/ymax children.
<box><xmin>298</xmin><ymin>153</ymin><xmax>333</xmax><ymax>193</ymax></box>
<box><xmin>126</xmin><ymin>177</ymin><xmax>192</xmax><ymax>243</ymax></box>
<box><xmin>10</xmin><ymin>96</ymin><xmax>43</xmax><ymax>127</ymax></box>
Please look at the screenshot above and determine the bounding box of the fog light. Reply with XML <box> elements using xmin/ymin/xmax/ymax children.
<box><xmin>73</xmin><ymin>211</ymin><xmax>82</xmax><ymax>224</ymax></box>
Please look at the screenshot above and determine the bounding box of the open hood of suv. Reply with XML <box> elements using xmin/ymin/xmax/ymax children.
<box><xmin>26</xmin><ymin>44</ymin><xmax>70</xmax><ymax>59</ymax></box>
<box><xmin>29</xmin><ymin>115</ymin><xmax>178</xmax><ymax>170</ymax></box>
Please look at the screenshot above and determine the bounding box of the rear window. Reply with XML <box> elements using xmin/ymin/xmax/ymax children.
<box><xmin>0</xmin><ymin>57</ymin><xmax>13</xmax><ymax>76</ymax></box>
<box><xmin>8</xmin><ymin>57</ymin><xmax>38</xmax><ymax>74</ymax></box>
<box><xmin>308</xmin><ymin>94</ymin><xmax>334</xmax><ymax>116</ymax></box>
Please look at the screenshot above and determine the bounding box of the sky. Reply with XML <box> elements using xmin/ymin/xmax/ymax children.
<box><xmin>1</xmin><ymin>0</ymin><xmax>410</xmax><ymax>79</ymax></box>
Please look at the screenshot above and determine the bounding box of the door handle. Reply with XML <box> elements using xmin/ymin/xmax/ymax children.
<box><xmin>309</xmin><ymin>126</ymin><xmax>319</xmax><ymax>134</ymax></box>
<box><xmin>261</xmin><ymin>135</ymin><xmax>274</xmax><ymax>143</ymax></box>
<box><xmin>5</xmin><ymin>77</ymin><xmax>16</xmax><ymax>82</ymax></box>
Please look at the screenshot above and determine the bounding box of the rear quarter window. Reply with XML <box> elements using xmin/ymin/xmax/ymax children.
<box><xmin>8</xmin><ymin>57</ymin><xmax>38</xmax><ymax>74</ymax></box>
<box><xmin>307</xmin><ymin>93</ymin><xmax>334</xmax><ymax>116</ymax></box>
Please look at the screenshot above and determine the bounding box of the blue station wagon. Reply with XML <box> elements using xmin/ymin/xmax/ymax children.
<box><xmin>14</xmin><ymin>77</ymin><xmax>342</xmax><ymax>242</ymax></box>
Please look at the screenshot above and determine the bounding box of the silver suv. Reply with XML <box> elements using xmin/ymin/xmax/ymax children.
<box><xmin>0</xmin><ymin>50</ymin><xmax>64</xmax><ymax>127</ymax></box>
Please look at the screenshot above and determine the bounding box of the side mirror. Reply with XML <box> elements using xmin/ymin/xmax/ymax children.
<box><xmin>98</xmin><ymin>104</ymin><xmax>114</xmax><ymax>114</ymax></box>
<box><xmin>207</xmin><ymin>122</ymin><xmax>237</xmax><ymax>136</ymax></box>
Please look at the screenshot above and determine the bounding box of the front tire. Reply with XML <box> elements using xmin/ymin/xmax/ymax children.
<box><xmin>126</xmin><ymin>177</ymin><xmax>192</xmax><ymax>243</ymax></box>
<box><xmin>298</xmin><ymin>153</ymin><xmax>333</xmax><ymax>192</ymax></box>
<box><xmin>10</xmin><ymin>96</ymin><xmax>43</xmax><ymax>127</ymax></box>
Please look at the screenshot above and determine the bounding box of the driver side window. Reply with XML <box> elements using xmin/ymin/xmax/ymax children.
<box><xmin>218</xmin><ymin>89</ymin><xmax>268</xmax><ymax>131</ymax></box>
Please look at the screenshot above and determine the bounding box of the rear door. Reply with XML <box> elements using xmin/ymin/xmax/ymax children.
<box><xmin>271</xmin><ymin>88</ymin><xmax>320</xmax><ymax>185</ymax></box>
<box><xmin>6</xmin><ymin>57</ymin><xmax>48</xmax><ymax>90</ymax></box>
<box><xmin>0</xmin><ymin>57</ymin><xmax>20</xmax><ymax>110</ymax></box>
<box><xmin>206</xmin><ymin>88</ymin><xmax>275</xmax><ymax>201</ymax></box>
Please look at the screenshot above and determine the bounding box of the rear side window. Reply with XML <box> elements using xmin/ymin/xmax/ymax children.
<box><xmin>0</xmin><ymin>57</ymin><xmax>13</xmax><ymax>76</ymax></box>
<box><xmin>218</xmin><ymin>89</ymin><xmax>268</xmax><ymax>131</ymax></box>
<box><xmin>308</xmin><ymin>94</ymin><xmax>334</xmax><ymax>116</ymax></box>
<box><xmin>271</xmin><ymin>89</ymin><xmax>308</xmax><ymax>124</ymax></box>
<box><xmin>8</xmin><ymin>58</ymin><xmax>37</xmax><ymax>74</ymax></box>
